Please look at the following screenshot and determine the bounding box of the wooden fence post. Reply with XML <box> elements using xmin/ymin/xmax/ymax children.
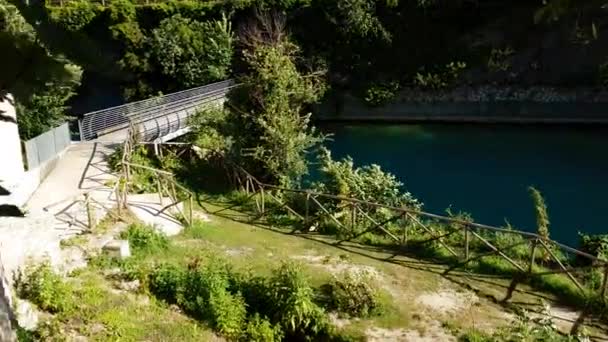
<box><xmin>115</xmin><ymin>182</ymin><xmax>122</xmax><ymax>215</ymax></box>
<box><xmin>157</xmin><ymin>178</ymin><xmax>164</xmax><ymax>205</ymax></box>
<box><xmin>601</xmin><ymin>264</ymin><xmax>608</xmax><ymax>302</ymax></box>
<box><xmin>85</xmin><ymin>193</ymin><xmax>96</xmax><ymax>231</ymax></box>
<box><xmin>189</xmin><ymin>195</ymin><xmax>194</xmax><ymax>225</ymax></box>
<box><xmin>351</xmin><ymin>203</ymin><xmax>357</xmax><ymax>234</ymax></box>
<box><xmin>304</xmin><ymin>192</ymin><xmax>310</xmax><ymax>227</ymax></box>
<box><xmin>464</xmin><ymin>226</ymin><xmax>470</xmax><ymax>261</ymax></box>
<box><xmin>528</xmin><ymin>239</ymin><xmax>538</xmax><ymax>274</ymax></box>
<box><xmin>260</xmin><ymin>187</ymin><xmax>265</xmax><ymax>216</ymax></box>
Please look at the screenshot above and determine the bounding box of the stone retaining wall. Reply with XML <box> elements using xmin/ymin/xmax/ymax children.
<box><xmin>317</xmin><ymin>87</ymin><xmax>608</xmax><ymax>123</ymax></box>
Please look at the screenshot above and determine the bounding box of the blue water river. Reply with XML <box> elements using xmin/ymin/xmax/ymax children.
<box><xmin>322</xmin><ymin>124</ymin><xmax>608</xmax><ymax>245</ymax></box>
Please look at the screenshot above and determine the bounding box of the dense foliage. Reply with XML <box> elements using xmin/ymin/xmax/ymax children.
<box><xmin>4</xmin><ymin>0</ymin><xmax>600</xmax><ymax>109</ymax></box>
<box><xmin>149</xmin><ymin>14</ymin><xmax>233</xmax><ymax>89</ymax></box>
<box><xmin>147</xmin><ymin>259</ymin><xmax>366</xmax><ymax>341</ymax></box>
<box><xmin>230</xmin><ymin>13</ymin><xmax>326</xmax><ymax>187</ymax></box>
<box><xmin>0</xmin><ymin>0</ymin><xmax>81</xmax><ymax>139</ymax></box>
<box><xmin>15</xmin><ymin>262</ymin><xmax>74</xmax><ymax>314</ymax></box>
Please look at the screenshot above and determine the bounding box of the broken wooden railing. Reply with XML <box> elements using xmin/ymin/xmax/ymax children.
<box><xmin>232</xmin><ymin>167</ymin><xmax>608</xmax><ymax>306</ymax></box>
<box><xmin>114</xmin><ymin>126</ymin><xmax>194</xmax><ymax>225</ymax></box>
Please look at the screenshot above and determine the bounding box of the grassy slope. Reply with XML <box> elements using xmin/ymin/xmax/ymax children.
<box><xmin>47</xmin><ymin>202</ymin><xmax>608</xmax><ymax>341</ymax></box>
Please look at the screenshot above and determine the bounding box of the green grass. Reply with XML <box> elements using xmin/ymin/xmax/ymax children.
<box><xmin>38</xmin><ymin>270</ymin><xmax>215</xmax><ymax>341</ymax></box>
<box><xmin>28</xmin><ymin>197</ymin><xmax>608</xmax><ymax>340</ymax></box>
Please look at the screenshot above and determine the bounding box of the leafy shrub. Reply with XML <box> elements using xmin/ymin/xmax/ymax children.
<box><xmin>235</xmin><ymin>273</ymin><xmax>274</xmax><ymax>316</ymax></box>
<box><xmin>322</xmin><ymin>270</ymin><xmax>383</xmax><ymax>318</ymax></box>
<box><xmin>364</xmin><ymin>81</ymin><xmax>400</xmax><ymax>107</ymax></box>
<box><xmin>149</xmin><ymin>14</ymin><xmax>233</xmax><ymax>89</ymax></box>
<box><xmin>313</xmin><ymin>147</ymin><xmax>420</xmax><ymax>238</ymax></box>
<box><xmin>48</xmin><ymin>0</ymin><xmax>100</xmax><ymax>31</ymax></box>
<box><xmin>176</xmin><ymin>258</ymin><xmax>234</xmax><ymax>315</ymax></box>
<box><xmin>208</xmin><ymin>287</ymin><xmax>247</xmax><ymax>339</ymax></box>
<box><xmin>487</xmin><ymin>47</ymin><xmax>515</xmax><ymax>72</ymax></box>
<box><xmin>174</xmin><ymin>258</ymin><xmax>246</xmax><ymax>338</ymax></box>
<box><xmin>149</xmin><ymin>264</ymin><xmax>185</xmax><ymax>303</ymax></box>
<box><xmin>267</xmin><ymin>262</ymin><xmax>330</xmax><ymax>338</ymax></box>
<box><xmin>129</xmin><ymin>145</ymin><xmax>161</xmax><ymax>193</ymax></box>
<box><xmin>495</xmin><ymin>302</ymin><xmax>585</xmax><ymax>341</ymax></box>
<box><xmin>413</xmin><ymin>61</ymin><xmax>466</xmax><ymax>90</ymax></box>
<box><xmin>242</xmin><ymin>314</ymin><xmax>283</xmax><ymax>342</ymax></box>
<box><xmin>458</xmin><ymin>329</ymin><xmax>492</xmax><ymax>342</ymax></box>
<box><xmin>15</xmin><ymin>262</ymin><xmax>73</xmax><ymax>314</ymax></box>
<box><xmin>108</xmin><ymin>0</ymin><xmax>137</xmax><ymax>22</ymax></box>
<box><xmin>106</xmin><ymin>146</ymin><xmax>124</xmax><ymax>173</ymax></box>
<box><xmin>120</xmin><ymin>223</ymin><xmax>169</xmax><ymax>254</ymax></box>
<box><xmin>578</xmin><ymin>232</ymin><xmax>608</xmax><ymax>264</ymax></box>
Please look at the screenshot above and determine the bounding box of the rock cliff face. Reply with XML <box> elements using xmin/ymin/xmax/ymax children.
<box><xmin>0</xmin><ymin>256</ymin><xmax>16</xmax><ymax>342</ymax></box>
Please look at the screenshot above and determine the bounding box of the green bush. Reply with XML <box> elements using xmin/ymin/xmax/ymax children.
<box><xmin>242</xmin><ymin>314</ymin><xmax>283</xmax><ymax>342</ymax></box>
<box><xmin>364</xmin><ymin>81</ymin><xmax>400</xmax><ymax>107</ymax></box>
<box><xmin>322</xmin><ymin>270</ymin><xmax>383</xmax><ymax>318</ymax></box>
<box><xmin>176</xmin><ymin>258</ymin><xmax>235</xmax><ymax>315</ymax></box>
<box><xmin>413</xmin><ymin>61</ymin><xmax>466</xmax><ymax>90</ymax></box>
<box><xmin>267</xmin><ymin>262</ymin><xmax>330</xmax><ymax>338</ymax></box>
<box><xmin>16</xmin><ymin>262</ymin><xmax>73</xmax><ymax>314</ymax></box>
<box><xmin>578</xmin><ymin>232</ymin><xmax>608</xmax><ymax>264</ymax></box>
<box><xmin>149</xmin><ymin>14</ymin><xmax>233</xmax><ymax>89</ymax></box>
<box><xmin>120</xmin><ymin>223</ymin><xmax>169</xmax><ymax>254</ymax></box>
<box><xmin>235</xmin><ymin>273</ymin><xmax>274</xmax><ymax>316</ymax></box>
<box><xmin>208</xmin><ymin>286</ymin><xmax>247</xmax><ymax>339</ymax></box>
<box><xmin>487</xmin><ymin>46</ymin><xmax>515</xmax><ymax>72</ymax></box>
<box><xmin>149</xmin><ymin>264</ymin><xmax>185</xmax><ymax>303</ymax></box>
<box><xmin>106</xmin><ymin>146</ymin><xmax>124</xmax><ymax>173</ymax></box>
<box><xmin>48</xmin><ymin>0</ymin><xmax>100</xmax><ymax>32</ymax></box>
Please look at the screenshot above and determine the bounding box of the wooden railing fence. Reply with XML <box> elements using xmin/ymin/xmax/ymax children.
<box><xmin>229</xmin><ymin>164</ymin><xmax>608</xmax><ymax>305</ymax></box>
<box><xmin>114</xmin><ymin>126</ymin><xmax>194</xmax><ymax>226</ymax></box>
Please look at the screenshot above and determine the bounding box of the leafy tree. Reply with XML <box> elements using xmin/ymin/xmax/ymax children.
<box><xmin>330</xmin><ymin>0</ymin><xmax>393</xmax><ymax>42</ymax></box>
<box><xmin>0</xmin><ymin>0</ymin><xmax>81</xmax><ymax>139</ymax></box>
<box><xmin>231</xmin><ymin>11</ymin><xmax>326</xmax><ymax>187</ymax></box>
<box><xmin>149</xmin><ymin>14</ymin><xmax>233</xmax><ymax>90</ymax></box>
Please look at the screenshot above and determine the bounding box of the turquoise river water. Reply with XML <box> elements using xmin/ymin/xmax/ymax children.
<box><xmin>323</xmin><ymin>124</ymin><xmax>608</xmax><ymax>245</ymax></box>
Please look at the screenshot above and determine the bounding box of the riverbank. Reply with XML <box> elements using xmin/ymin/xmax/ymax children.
<box><xmin>316</xmin><ymin>87</ymin><xmax>608</xmax><ymax>124</ymax></box>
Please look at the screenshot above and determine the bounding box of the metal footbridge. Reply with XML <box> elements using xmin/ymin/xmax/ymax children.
<box><xmin>79</xmin><ymin>80</ymin><xmax>236</xmax><ymax>143</ymax></box>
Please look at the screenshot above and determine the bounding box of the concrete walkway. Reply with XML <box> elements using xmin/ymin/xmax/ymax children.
<box><xmin>27</xmin><ymin>142</ymin><xmax>118</xmax><ymax>212</ymax></box>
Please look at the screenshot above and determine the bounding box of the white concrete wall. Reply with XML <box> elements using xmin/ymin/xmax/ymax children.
<box><xmin>0</xmin><ymin>95</ymin><xmax>24</xmax><ymax>183</ymax></box>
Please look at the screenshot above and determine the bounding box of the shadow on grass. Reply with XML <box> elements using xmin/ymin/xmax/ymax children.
<box><xmin>199</xmin><ymin>196</ymin><xmax>608</xmax><ymax>335</ymax></box>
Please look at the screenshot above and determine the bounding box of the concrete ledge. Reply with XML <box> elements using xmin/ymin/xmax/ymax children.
<box><xmin>1</xmin><ymin>148</ymin><xmax>69</xmax><ymax>209</ymax></box>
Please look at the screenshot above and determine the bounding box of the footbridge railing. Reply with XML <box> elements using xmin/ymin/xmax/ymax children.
<box><xmin>80</xmin><ymin>80</ymin><xmax>237</xmax><ymax>141</ymax></box>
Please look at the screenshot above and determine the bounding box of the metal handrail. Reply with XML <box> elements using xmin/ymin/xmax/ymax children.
<box><xmin>80</xmin><ymin>80</ymin><xmax>236</xmax><ymax>140</ymax></box>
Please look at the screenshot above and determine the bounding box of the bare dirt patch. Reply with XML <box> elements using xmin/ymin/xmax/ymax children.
<box><xmin>290</xmin><ymin>253</ymin><xmax>399</xmax><ymax>298</ymax></box>
<box><xmin>366</xmin><ymin>320</ymin><xmax>456</xmax><ymax>342</ymax></box>
<box><xmin>417</xmin><ymin>288</ymin><xmax>478</xmax><ymax>315</ymax></box>
<box><xmin>224</xmin><ymin>246</ymin><xmax>254</xmax><ymax>257</ymax></box>
<box><xmin>291</xmin><ymin>253</ymin><xmax>382</xmax><ymax>278</ymax></box>
<box><xmin>328</xmin><ymin>312</ymin><xmax>355</xmax><ymax>329</ymax></box>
